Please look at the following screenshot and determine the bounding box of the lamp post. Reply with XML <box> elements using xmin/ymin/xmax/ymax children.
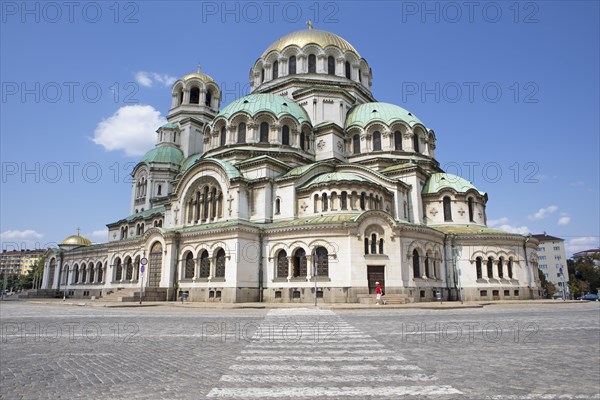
<box><xmin>63</xmin><ymin>268</ymin><xmax>69</xmax><ymax>301</ymax></box>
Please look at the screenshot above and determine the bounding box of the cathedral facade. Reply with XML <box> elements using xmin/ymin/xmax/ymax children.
<box><xmin>42</xmin><ymin>28</ymin><xmax>541</xmax><ymax>303</ymax></box>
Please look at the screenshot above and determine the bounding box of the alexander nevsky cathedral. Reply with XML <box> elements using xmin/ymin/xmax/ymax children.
<box><xmin>42</xmin><ymin>26</ymin><xmax>541</xmax><ymax>303</ymax></box>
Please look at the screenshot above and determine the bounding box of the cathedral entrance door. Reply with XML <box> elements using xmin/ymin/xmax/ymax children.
<box><xmin>367</xmin><ymin>266</ymin><xmax>385</xmax><ymax>294</ymax></box>
<box><xmin>148</xmin><ymin>242</ymin><xmax>163</xmax><ymax>288</ymax></box>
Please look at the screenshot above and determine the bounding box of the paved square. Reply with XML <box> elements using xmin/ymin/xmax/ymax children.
<box><xmin>1</xmin><ymin>301</ymin><xmax>599</xmax><ymax>399</ymax></box>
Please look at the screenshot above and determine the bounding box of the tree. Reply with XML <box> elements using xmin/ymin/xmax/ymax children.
<box><xmin>568</xmin><ymin>254</ymin><xmax>600</xmax><ymax>297</ymax></box>
<box><xmin>538</xmin><ymin>268</ymin><xmax>556</xmax><ymax>298</ymax></box>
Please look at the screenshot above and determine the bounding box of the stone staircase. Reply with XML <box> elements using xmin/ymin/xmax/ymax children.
<box><xmin>96</xmin><ymin>287</ymin><xmax>168</xmax><ymax>302</ymax></box>
<box><xmin>357</xmin><ymin>293</ymin><xmax>409</xmax><ymax>305</ymax></box>
<box><xmin>97</xmin><ymin>288</ymin><xmax>138</xmax><ymax>302</ymax></box>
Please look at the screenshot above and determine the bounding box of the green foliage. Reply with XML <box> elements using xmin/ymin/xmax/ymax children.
<box><xmin>569</xmin><ymin>255</ymin><xmax>600</xmax><ymax>296</ymax></box>
<box><xmin>538</xmin><ymin>268</ymin><xmax>556</xmax><ymax>298</ymax></box>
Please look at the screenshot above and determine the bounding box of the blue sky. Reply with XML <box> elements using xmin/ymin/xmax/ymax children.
<box><xmin>1</xmin><ymin>1</ymin><xmax>598</xmax><ymax>256</ymax></box>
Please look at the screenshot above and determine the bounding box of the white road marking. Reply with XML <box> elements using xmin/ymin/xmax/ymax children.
<box><xmin>219</xmin><ymin>373</ymin><xmax>437</xmax><ymax>383</ymax></box>
<box><xmin>206</xmin><ymin>385</ymin><xmax>462</xmax><ymax>397</ymax></box>
<box><xmin>235</xmin><ymin>355</ymin><xmax>406</xmax><ymax>362</ymax></box>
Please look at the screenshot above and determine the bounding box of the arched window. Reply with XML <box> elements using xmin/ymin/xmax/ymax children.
<box><xmin>360</xmin><ymin>192</ymin><xmax>366</xmax><ymax>210</ymax></box>
<box><xmin>358</xmin><ymin>70</ymin><xmax>362</xmax><ymax>83</ymax></box>
<box><xmin>364</xmin><ymin>238</ymin><xmax>369</xmax><ymax>255</ymax></box>
<box><xmin>341</xmin><ymin>191</ymin><xmax>347</xmax><ymax>210</ymax></box>
<box><xmin>313</xmin><ymin>194</ymin><xmax>319</xmax><ymax>213</ymax></box>
<box><xmin>443</xmin><ymin>196</ymin><xmax>452</xmax><ymax>222</ymax></box>
<box><xmin>292</xmin><ymin>248</ymin><xmax>306</xmax><ymax>277</ymax></box>
<box><xmin>220</xmin><ymin>126</ymin><xmax>226</xmax><ymax>146</ymax></box>
<box><xmin>425</xmin><ymin>256</ymin><xmax>430</xmax><ymax>277</ymax></box>
<box><xmin>81</xmin><ymin>265</ymin><xmax>87</xmax><ymax>283</ymax></box>
<box><xmin>315</xmin><ymin>246</ymin><xmax>329</xmax><ymax>277</ymax></box>
<box><xmin>327</xmin><ymin>56</ymin><xmax>335</xmax><ymax>75</ymax></box>
<box><xmin>345</xmin><ymin>61</ymin><xmax>351</xmax><ymax>79</ymax></box>
<box><xmin>73</xmin><ymin>265</ymin><xmax>79</xmax><ymax>284</ymax></box>
<box><xmin>190</xmin><ymin>87</ymin><xmax>200</xmax><ymax>104</ymax></box>
<box><xmin>300</xmin><ymin>132</ymin><xmax>305</xmax><ymax>150</ymax></box>
<box><xmin>237</xmin><ymin>122</ymin><xmax>246</xmax><ymax>143</ymax></box>
<box><xmin>157</xmin><ymin>184</ymin><xmax>162</xmax><ymax>196</ymax></box>
<box><xmin>487</xmin><ymin>257</ymin><xmax>494</xmax><ymax>278</ymax></box>
<box><xmin>507</xmin><ymin>259</ymin><xmax>513</xmax><ymax>279</ymax></box>
<box><xmin>125</xmin><ymin>258</ymin><xmax>133</xmax><ymax>280</ymax></box>
<box><xmin>259</xmin><ymin>122</ymin><xmax>269</xmax><ymax>143</ymax></box>
<box><xmin>379</xmin><ymin>238</ymin><xmax>384</xmax><ymax>255</ymax></box>
<box><xmin>97</xmin><ymin>262</ymin><xmax>103</xmax><ymax>283</ymax></box>
<box><xmin>366</xmin><ymin>233</ymin><xmax>375</xmax><ymax>254</ymax></box>
<box><xmin>394</xmin><ymin>130</ymin><xmax>403</xmax><ymax>150</ymax></box>
<box><xmin>261</xmin><ymin>68</ymin><xmax>265</xmax><ymax>83</ymax></box>
<box><xmin>353</xmin><ymin>134</ymin><xmax>360</xmax><ymax>154</ymax></box>
<box><xmin>308</xmin><ymin>54</ymin><xmax>316</xmax><ymax>73</ymax></box>
<box><xmin>185</xmin><ymin>252</ymin><xmax>195</xmax><ymax>279</ymax></box>
<box><xmin>178</xmin><ymin>91</ymin><xmax>184</xmax><ymax>106</ymax></box>
<box><xmin>275</xmin><ymin>198</ymin><xmax>281</xmax><ymax>214</ymax></box>
<box><xmin>205</xmin><ymin>90</ymin><xmax>212</xmax><ymax>107</ymax></box>
<box><xmin>372</xmin><ymin>131</ymin><xmax>382</xmax><ymax>151</ymax></box>
<box><xmin>476</xmin><ymin>257</ymin><xmax>483</xmax><ymax>279</ymax></box>
<box><xmin>115</xmin><ymin>259</ymin><xmax>122</xmax><ymax>281</ymax></box>
<box><xmin>273</xmin><ymin>60</ymin><xmax>279</xmax><ymax>79</ymax></box>
<box><xmin>412</xmin><ymin>250</ymin><xmax>420</xmax><ymax>278</ymax></box>
<box><xmin>498</xmin><ymin>258</ymin><xmax>504</xmax><ymax>279</ymax></box>
<box><xmin>199</xmin><ymin>250</ymin><xmax>210</xmax><ymax>278</ymax></box>
<box><xmin>468</xmin><ymin>198</ymin><xmax>474</xmax><ymax>222</ymax></box>
<box><xmin>215</xmin><ymin>249</ymin><xmax>226</xmax><ymax>278</ymax></box>
<box><xmin>413</xmin><ymin>133</ymin><xmax>420</xmax><ymax>153</ymax></box>
<box><xmin>282</xmin><ymin>125</ymin><xmax>290</xmax><ymax>145</ymax></box>
<box><xmin>288</xmin><ymin>56</ymin><xmax>296</xmax><ymax>75</ymax></box>
<box><xmin>277</xmin><ymin>250</ymin><xmax>288</xmax><ymax>278</ymax></box>
<box><xmin>322</xmin><ymin>193</ymin><xmax>328</xmax><ymax>211</ymax></box>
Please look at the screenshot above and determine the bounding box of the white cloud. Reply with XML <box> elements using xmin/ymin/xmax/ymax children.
<box><xmin>134</xmin><ymin>71</ymin><xmax>176</xmax><ymax>88</ymax></box>
<box><xmin>92</xmin><ymin>105</ymin><xmax>166</xmax><ymax>156</ymax></box>
<box><xmin>528</xmin><ymin>205</ymin><xmax>558</xmax><ymax>220</ymax></box>
<box><xmin>488</xmin><ymin>217</ymin><xmax>509</xmax><ymax>227</ymax></box>
<box><xmin>496</xmin><ymin>224</ymin><xmax>531</xmax><ymax>235</ymax></box>
<box><xmin>90</xmin><ymin>229</ymin><xmax>108</xmax><ymax>239</ymax></box>
<box><xmin>557</xmin><ymin>214</ymin><xmax>571</xmax><ymax>226</ymax></box>
<box><xmin>565</xmin><ymin>237</ymin><xmax>600</xmax><ymax>256</ymax></box>
<box><xmin>1</xmin><ymin>230</ymin><xmax>43</xmax><ymax>240</ymax></box>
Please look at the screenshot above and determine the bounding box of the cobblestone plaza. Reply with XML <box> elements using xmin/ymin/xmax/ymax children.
<box><xmin>1</xmin><ymin>301</ymin><xmax>599</xmax><ymax>399</ymax></box>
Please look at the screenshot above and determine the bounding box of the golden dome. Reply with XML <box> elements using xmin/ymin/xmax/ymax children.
<box><xmin>262</xmin><ymin>29</ymin><xmax>360</xmax><ymax>58</ymax></box>
<box><xmin>182</xmin><ymin>65</ymin><xmax>215</xmax><ymax>84</ymax></box>
<box><xmin>60</xmin><ymin>234</ymin><xmax>92</xmax><ymax>247</ymax></box>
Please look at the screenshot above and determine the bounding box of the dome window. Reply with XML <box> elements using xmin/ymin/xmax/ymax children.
<box><xmin>237</xmin><ymin>122</ymin><xmax>246</xmax><ymax>143</ymax></box>
<box><xmin>373</xmin><ymin>131</ymin><xmax>382</xmax><ymax>151</ymax></box>
<box><xmin>345</xmin><ymin>61</ymin><xmax>351</xmax><ymax>79</ymax></box>
<box><xmin>300</xmin><ymin>131</ymin><xmax>305</xmax><ymax>150</ymax></box>
<box><xmin>352</xmin><ymin>134</ymin><xmax>361</xmax><ymax>155</ymax></box>
<box><xmin>282</xmin><ymin>125</ymin><xmax>290</xmax><ymax>145</ymax></box>
<box><xmin>282</xmin><ymin>102</ymin><xmax>287</xmax><ymax>106</ymax></box>
<box><xmin>261</xmin><ymin>68</ymin><xmax>265</xmax><ymax>83</ymax></box>
<box><xmin>394</xmin><ymin>131</ymin><xmax>403</xmax><ymax>150</ymax></box>
<box><xmin>243</xmin><ymin>100</ymin><xmax>249</xmax><ymax>104</ymax></box>
<box><xmin>443</xmin><ymin>196</ymin><xmax>452</xmax><ymax>222</ymax></box>
<box><xmin>205</xmin><ymin>91</ymin><xmax>212</xmax><ymax>107</ymax></box>
<box><xmin>220</xmin><ymin>126</ymin><xmax>226</xmax><ymax>146</ymax></box>
<box><xmin>190</xmin><ymin>87</ymin><xmax>200</xmax><ymax>104</ymax></box>
<box><xmin>413</xmin><ymin>133</ymin><xmax>420</xmax><ymax>153</ymax></box>
<box><xmin>259</xmin><ymin>122</ymin><xmax>269</xmax><ymax>143</ymax></box>
<box><xmin>288</xmin><ymin>56</ymin><xmax>297</xmax><ymax>75</ymax></box>
<box><xmin>273</xmin><ymin>60</ymin><xmax>279</xmax><ymax>79</ymax></box>
<box><xmin>327</xmin><ymin>56</ymin><xmax>335</xmax><ymax>75</ymax></box>
<box><xmin>468</xmin><ymin>197</ymin><xmax>475</xmax><ymax>222</ymax></box>
<box><xmin>308</xmin><ymin>54</ymin><xmax>316</xmax><ymax>73</ymax></box>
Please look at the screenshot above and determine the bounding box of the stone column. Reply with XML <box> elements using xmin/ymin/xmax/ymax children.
<box><xmin>287</xmin><ymin>256</ymin><xmax>293</xmax><ymax>280</ymax></box>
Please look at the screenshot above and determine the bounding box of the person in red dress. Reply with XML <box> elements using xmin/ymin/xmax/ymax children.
<box><xmin>375</xmin><ymin>281</ymin><xmax>383</xmax><ymax>305</ymax></box>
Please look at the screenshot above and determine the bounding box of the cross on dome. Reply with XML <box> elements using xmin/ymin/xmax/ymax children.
<box><xmin>306</xmin><ymin>20</ymin><xmax>314</xmax><ymax>29</ymax></box>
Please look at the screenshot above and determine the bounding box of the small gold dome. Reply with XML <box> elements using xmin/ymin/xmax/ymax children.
<box><xmin>262</xmin><ymin>29</ymin><xmax>360</xmax><ymax>58</ymax></box>
<box><xmin>60</xmin><ymin>234</ymin><xmax>92</xmax><ymax>247</ymax></box>
<box><xmin>182</xmin><ymin>64</ymin><xmax>215</xmax><ymax>84</ymax></box>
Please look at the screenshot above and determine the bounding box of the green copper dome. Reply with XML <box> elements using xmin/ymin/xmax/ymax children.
<box><xmin>423</xmin><ymin>173</ymin><xmax>485</xmax><ymax>195</ymax></box>
<box><xmin>345</xmin><ymin>102</ymin><xmax>423</xmax><ymax>129</ymax></box>
<box><xmin>217</xmin><ymin>94</ymin><xmax>311</xmax><ymax>124</ymax></box>
<box><xmin>141</xmin><ymin>145</ymin><xmax>184</xmax><ymax>165</ymax></box>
